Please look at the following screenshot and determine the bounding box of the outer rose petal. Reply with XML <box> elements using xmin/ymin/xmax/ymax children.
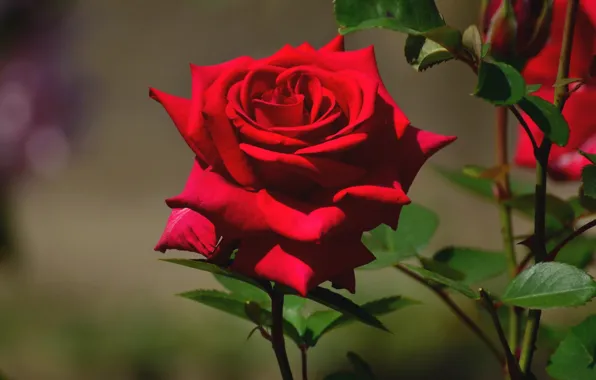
<box><xmin>395</xmin><ymin>125</ymin><xmax>458</xmax><ymax>192</ymax></box>
<box><xmin>319</xmin><ymin>35</ymin><xmax>345</xmax><ymax>52</ymax></box>
<box><xmin>196</xmin><ymin>58</ymin><xmax>261</xmax><ymax>188</ymax></box>
<box><xmin>149</xmin><ymin>88</ymin><xmax>219</xmax><ymax>165</ymax></box>
<box><xmin>165</xmin><ymin>161</ymin><xmax>270</xmax><ymax>235</ymax></box>
<box><xmin>155</xmin><ymin>208</ymin><xmax>220</xmax><ymax>258</ymax></box>
<box><xmin>230</xmin><ymin>236</ymin><xmax>374</xmax><ymax>296</ymax></box>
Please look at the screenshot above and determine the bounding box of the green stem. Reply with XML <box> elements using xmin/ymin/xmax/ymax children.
<box><xmin>270</xmin><ymin>290</ymin><xmax>294</xmax><ymax>380</ymax></box>
<box><xmin>395</xmin><ymin>264</ymin><xmax>505</xmax><ymax>364</ymax></box>
<box><xmin>300</xmin><ymin>346</ymin><xmax>308</xmax><ymax>380</ymax></box>
<box><xmin>480</xmin><ymin>290</ymin><xmax>523</xmax><ymax>380</ymax></box>
<box><xmin>495</xmin><ymin>106</ymin><xmax>519</xmax><ymax>354</ymax></box>
<box><xmin>519</xmin><ymin>0</ymin><xmax>580</xmax><ymax>374</ymax></box>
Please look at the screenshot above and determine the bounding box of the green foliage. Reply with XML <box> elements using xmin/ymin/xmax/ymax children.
<box><xmin>547</xmin><ymin>315</ymin><xmax>596</xmax><ymax>380</ymax></box>
<box><xmin>304</xmin><ymin>296</ymin><xmax>418</xmax><ymax>346</ymax></box>
<box><xmin>518</xmin><ymin>95</ymin><xmax>570</xmax><ymax>146</ymax></box>
<box><xmin>505</xmin><ymin>194</ymin><xmax>576</xmax><ymax>230</ymax></box>
<box><xmin>333</xmin><ymin>0</ymin><xmax>462</xmax><ymax>71</ymax></box>
<box><xmin>501</xmin><ymin>262</ymin><xmax>596</xmax><ymax>309</ymax></box>
<box><xmin>475</xmin><ymin>61</ymin><xmax>526</xmax><ymax>105</ymax></box>
<box><xmin>324</xmin><ymin>352</ymin><xmax>377</xmax><ymax>380</ymax></box>
<box><xmin>160</xmin><ymin>259</ymin><xmax>268</xmax><ymax>292</ymax></box>
<box><xmin>401</xmin><ymin>264</ymin><xmax>480</xmax><ymax>299</ymax></box>
<box><xmin>432</xmin><ymin>247</ymin><xmax>507</xmax><ymax>284</ymax></box>
<box><xmin>361</xmin><ymin>203</ymin><xmax>439</xmax><ymax>269</ymax></box>
<box><xmin>551</xmin><ymin>236</ymin><xmax>595</xmax><ymax>269</ymax></box>
<box><xmin>162</xmin><ymin>258</ymin><xmax>412</xmax><ymax>348</ymax></box>
<box><xmin>214</xmin><ymin>274</ymin><xmax>270</xmax><ymax>306</ymax></box>
<box><xmin>434</xmin><ymin>165</ymin><xmax>533</xmax><ymax>201</ymax></box>
<box><xmin>581</xmin><ymin>165</ymin><xmax>596</xmax><ymax>199</ymax></box>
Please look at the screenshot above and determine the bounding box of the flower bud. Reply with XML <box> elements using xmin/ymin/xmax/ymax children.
<box><xmin>481</xmin><ymin>0</ymin><xmax>553</xmax><ymax>64</ymax></box>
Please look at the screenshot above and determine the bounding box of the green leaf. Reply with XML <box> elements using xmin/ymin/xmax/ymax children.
<box><xmin>178</xmin><ymin>289</ymin><xmax>303</xmax><ymax>344</ymax></box>
<box><xmin>334</xmin><ymin>0</ymin><xmax>462</xmax><ymax>72</ymax></box>
<box><xmin>475</xmin><ymin>60</ymin><xmax>526</xmax><ymax>105</ymax></box>
<box><xmin>404</xmin><ymin>35</ymin><xmax>453</xmax><ymax>71</ymax></box>
<box><xmin>334</xmin><ymin>0</ymin><xmax>445</xmax><ymax>36</ymax></box>
<box><xmin>527</xmin><ymin>84</ymin><xmax>542</xmax><ymax>94</ymax></box>
<box><xmin>539</xmin><ymin>324</ymin><xmax>569</xmax><ymax>351</ymax></box>
<box><xmin>401</xmin><ymin>264</ymin><xmax>479</xmax><ymax>299</ymax></box>
<box><xmin>361</xmin><ymin>203</ymin><xmax>439</xmax><ymax>269</ymax></box>
<box><xmin>547</xmin><ymin>315</ymin><xmax>596</xmax><ymax>380</ymax></box>
<box><xmin>501</xmin><ymin>262</ymin><xmax>596</xmax><ymax>309</ymax></box>
<box><xmin>214</xmin><ymin>274</ymin><xmax>270</xmax><ymax>306</ymax></box>
<box><xmin>304</xmin><ymin>296</ymin><xmax>418</xmax><ymax>346</ymax></box>
<box><xmin>419</xmin><ymin>257</ymin><xmax>466</xmax><ymax>281</ymax></box>
<box><xmin>552</xmin><ymin>236</ymin><xmax>596</xmax><ymax>269</ymax></box>
<box><xmin>283</xmin><ymin>295</ymin><xmax>307</xmax><ymax>336</ymax></box>
<box><xmin>160</xmin><ymin>259</ymin><xmax>268</xmax><ymax>292</ymax></box>
<box><xmin>518</xmin><ymin>95</ymin><xmax>570</xmax><ymax>146</ymax></box>
<box><xmin>505</xmin><ymin>194</ymin><xmax>575</xmax><ymax>230</ymax></box>
<box><xmin>582</xmin><ymin>166</ymin><xmax>596</xmax><ymax>199</ymax></box>
<box><xmin>580</xmin><ymin>150</ymin><xmax>596</xmax><ymax>165</ymax></box>
<box><xmin>347</xmin><ymin>352</ymin><xmax>377</xmax><ymax>380</ymax></box>
<box><xmin>304</xmin><ymin>287</ymin><xmax>389</xmax><ymax>334</ymax></box>
<box><xmin>432</xmin><ymin>247</ymin><xmax>507</xmax><ymax>284</ymax></box>
<box><xmin>434</xmin><ymin>165</ymin><xmax>533</xmax><ymax>201</ymax></box>
<box><xmin>462</xmin><ymin>24</ymin><xmax>482</xmax><ymax>60</ymax></box>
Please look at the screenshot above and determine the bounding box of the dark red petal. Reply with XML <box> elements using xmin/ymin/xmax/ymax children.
<box><xmin>240</xmin><ymin>143</ymin><xmax>366</xmax><ymax>188</ymax></box>
<box><xmin>154</xmin><ymin>208</ymin><xmax>220</xmax><ymax>258</ymax></box>
<box><xmin>333</xmin><ymin>183</ymin><xmax>411</xmax><ymax>205</ymax></box>
<box><xmin>395</xmin><ymin>126</ymin><xmax>457</xmax><ymax>192</ymax></box>
<box><xmin>253</xmin><ymin>94</ymin><xmax>306</xmax><ymax>127</ymax></box>
<box><xmin>319</xmin><ymin>35</ymin><xmax>345</xmax><ymax>53</ymax></box>
<box><xmin>231</xmin><ymin>236</ymin><xmax>373</xmax><ymax>296</ymax></box>
<box><xmin>165</xmin><ymin>161</ymin><xmax>270</xmax><ymax>235</ymax></box>
<box><xmin>200</xmin><ymin>60</ymin><xmax>260</xmax><ymax>188</ymax></box>
<box><xmin>330</xmin><ymin>271</ymin><xmax>356</xmax><ymax>294</ymax></box>
<box><xmin>295</xmin><ymin>133</ymin><xmax>368</xmax><ymax>155</ymax></box>
<box><xmin>149</xmin><ymin>88</ymin><xmax>220</xmax><ymax>166</ymax></box>
<box><xmin>256</xmin><ymin>190</ymin><xmax>347</xmax><ymax>242</ymax></box>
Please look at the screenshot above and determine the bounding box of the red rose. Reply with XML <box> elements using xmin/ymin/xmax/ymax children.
<box><xmin>150</xmin><ymin>36</ymin><xmax>455</xmax><ymax>296</ymax></box>
<box><xmin>481</xmin><ymin>0</ymin><xmax>552</xmax><ymax>63</ymax></box>
<box><xmin>515</xmin><ymin>0</ymin><xmax>596</xmax><ymax>180</ymax></box>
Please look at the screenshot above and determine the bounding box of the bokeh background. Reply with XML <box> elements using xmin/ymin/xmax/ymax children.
<box><xmin>0</xmin><ymin>0</ymin><xmax>593</xmax><ymax>379</ymax></box>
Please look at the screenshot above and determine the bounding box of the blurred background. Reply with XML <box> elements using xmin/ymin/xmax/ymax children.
<box><xmin>0</xmin><ymin>0</ymin><xmax>593</xmax><ymax>379</ymax></box>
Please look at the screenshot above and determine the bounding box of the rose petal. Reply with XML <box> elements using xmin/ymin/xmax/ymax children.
<box><xmin>165</xmin><ymin>161</ymin><xmax>269</xmax><ymax>234</ymax></box>
<box><xmin>330</xmin><ymin>271</ymin><xmax>356</xmax><ymax>293</ymax></box>
<box><xmin>155</xmin><ymin>208</ymin><xmax>219</xmax><ymax>257</ymax></box>
<box><xmin>395</xmin><ymin>125</ymin><xmax>457</xmax><ymax>192</ymax></box>
<box><xmin>333</xmin><ymin>183</ymin><xmax>410</xmax><ymax>205</ymax></box>
<box><xmin>253</xmin><ymin>94</ymin><xmax>306</xmax><ymax>127</ymax></box>
<box><xmin>319</xmin><ymin>35</ymin><xmax>345</xmax><ymax>53</ymax></box>
<box><xmin>240</xmin><ymin>143</ymin><xmax>366</xmax><ymax>188</ymax></box>
<box><xmin>295</xmin><ymin>132</ymin><xmax>368</xmax><ymax>155</ymax></box>
<box><xmin>297</xmin><ymin>42</ymin><xmax>316</xmax><ymax>52</ymax></box>
<box><xmin>200</xmin><ymin>61</ymin><xmax>260</xmax><ymax>188</ymax></box>
<box><xmin>256</xmin><ymin>190</ymin><xmax>347</xmax><ymax>242</ymax></box>
<box><xmin>149</xmin><ymin>88</ymin><xmax>220</xmax><ymax>166</ymax></box>
<box><xmin>239</xmin><ymin>65</ymin><xmax>284</xmax><ymax>114</ymax></box>
<box><xmin>231</xmin><ymin>235</ymin><xmax>374</xmax><ymax>296</ymax></box>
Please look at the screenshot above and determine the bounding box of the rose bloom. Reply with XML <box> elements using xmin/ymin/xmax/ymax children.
<box><xmin>514</xmin><ymin>0</ymin><xmax>596</xmax><ymax>180</ymax></box>
<box><xmin>151</xmin><ymin>36</ymin><xmax>455</xmax><ymax>296</ymax></box>
<box><xmin>481</xmin><ymin>0</ymin><xmax>552</xmax><ymax>63</ymax></box>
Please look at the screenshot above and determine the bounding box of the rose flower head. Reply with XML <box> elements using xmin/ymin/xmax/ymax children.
<box><xmin>150</xmin><ymin>36</ymin><xmax>455</xmax><ymax>296</ymax></box>
<box><xmin>514</xmin><ymin>0</ymin><xmax>596</xmax><ymax>180</ymax></box>
<box><xmin>481</xmin><ymin>0</ymin><xmax>553</xmax><ymax>65</ymax></box>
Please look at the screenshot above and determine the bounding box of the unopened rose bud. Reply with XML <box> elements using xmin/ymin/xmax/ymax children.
<box><xmin>481</xmin><ymin>0</ymin><xmax>553</xmax><ymax>64</ymax></box>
